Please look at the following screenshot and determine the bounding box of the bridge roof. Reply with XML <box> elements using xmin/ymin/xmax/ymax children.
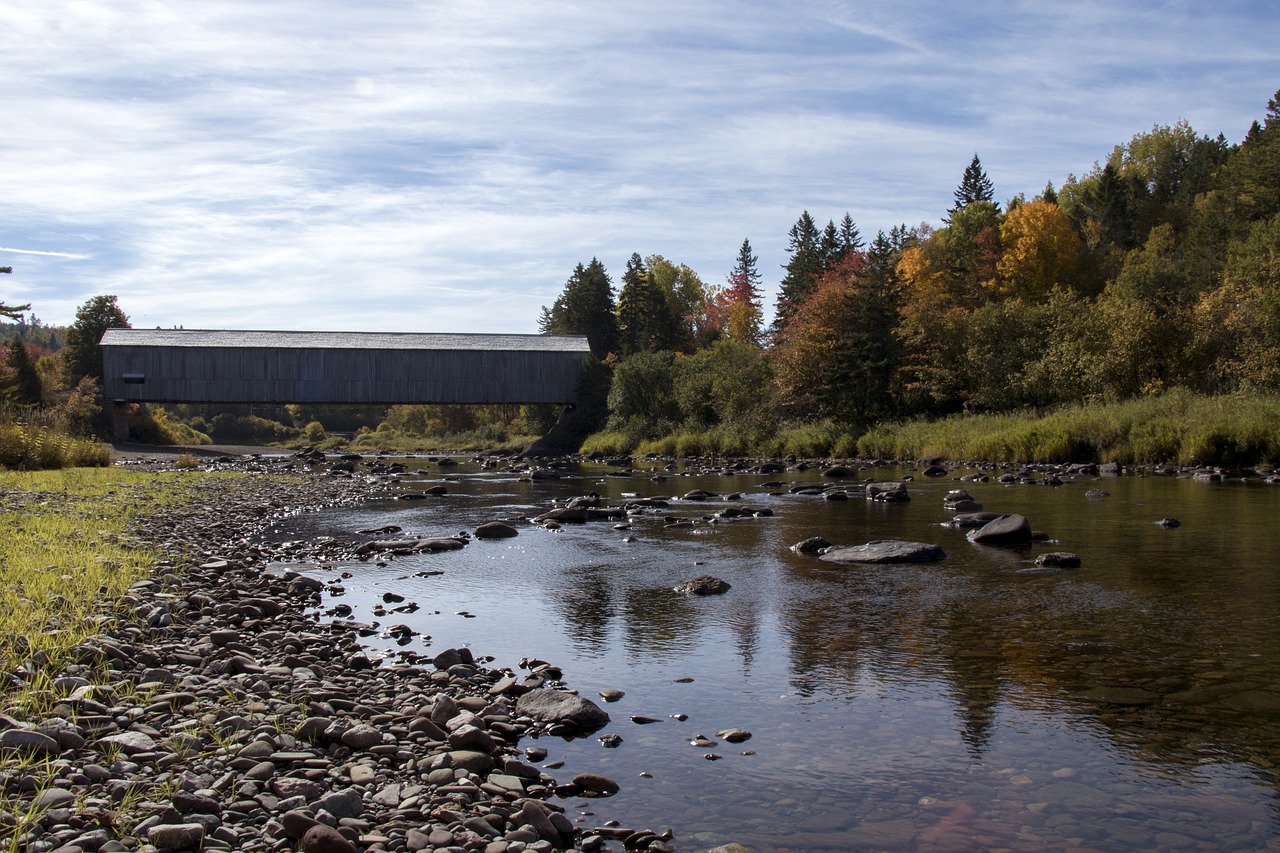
<box><xmin>100</xmin><ymin>328</ymin><xmax>591</xmax><ymax>353</ymax></box>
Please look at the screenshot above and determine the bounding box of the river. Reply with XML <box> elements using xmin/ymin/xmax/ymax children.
<box><xmin>267</xmin><ymin>458</ymin><xmax>1280</xmax><ymax>852</ymax></box>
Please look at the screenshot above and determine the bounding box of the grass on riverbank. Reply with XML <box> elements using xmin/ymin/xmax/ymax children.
<box><xmin>858</xmin><ymin>392</ymin><xmax>1280</xmax><ymax>466</ymax></box>
<box><xmin>0</xmin><ymin>467</ymin><xmax>226</xmax><ymax>715</ymax></box>
<box><xmin>580</xmin><ymin>391</ymin><xmax>1280</xmax><ymax>467</ymax></box>
<box><xmin>344</xmin><ymin>425</ymin><xmax>540</xmax><ymax>453</ymax></box>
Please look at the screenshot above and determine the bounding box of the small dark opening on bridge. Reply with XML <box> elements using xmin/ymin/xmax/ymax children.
<box><xmin>122</xmin><ymin>373</ymin><xmax>146</xmax><ymax>384</ymax></box>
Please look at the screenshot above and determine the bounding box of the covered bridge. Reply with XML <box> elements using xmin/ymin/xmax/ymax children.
<box><xmin>100</xmin><ymin>329</ymin><xmax>592</xmax><ymax>439</ymax></box>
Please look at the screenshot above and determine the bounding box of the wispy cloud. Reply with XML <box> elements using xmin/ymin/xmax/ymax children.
<box><xmin>1</xmin><ymin>0</ymin><xmax>1276</xmax><ymax>329</ymax></box>
<box><xmin>0</xmin><ymin>247</ymin><xmax>92</xmax><ymax>260</ymax></box>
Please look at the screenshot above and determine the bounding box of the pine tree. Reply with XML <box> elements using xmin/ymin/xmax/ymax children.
<box><xmin>1</xmin><ymin>265</ymin><xmax>29</xmax><ymax>321</ymax></box>
<box><xmin>949</xmin><ymin>154</ymin><xmax>997</xmax><ymax>219</ymax></box>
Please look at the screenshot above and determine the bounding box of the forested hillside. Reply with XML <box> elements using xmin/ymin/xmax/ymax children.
<box><xmin>540</xmin><ymin>90</ymin><xmax>1280</xmax><ymax>458</ymax></box>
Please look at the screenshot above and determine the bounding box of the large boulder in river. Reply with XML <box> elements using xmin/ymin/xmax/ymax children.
<box><xmin>866</xmin><ymin>482</ymin><xmax>910</xmax><ymax>502</ymax></box>
<box><xmin>820</xmin><ymin>540</ymin><xmax>946</xmax><ymax>564</ymax></box>
<box><xmin>516</xmin><ymin>689</ymin><xmax>610</xmax><ymax>733</ymax></box>
<box><xmin>966</xmin><ymin>513</ymin><xmax>1033</xmax><ymax>546</ymax></box>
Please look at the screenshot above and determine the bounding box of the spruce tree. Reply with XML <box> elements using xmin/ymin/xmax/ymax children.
<box><xmin>838</xmin><ymin>213</ymin><xmax>864</xmax><ymax>255</ymax></box>
<box><xmin>725</xmin><ymin>238</ymin><xmax>764</xmax><ymax>346</ymax></box>
<box><xmin>949</xmin><ymin>154</ymin><xmax>997</xmax><ymax>219</ymax></box>
<box><xmin>617</xmin><ymin>252</ymin><xmax>675</xmax><ymax>355</ymax></box>
<box><xmin>539</xmin><ymin>259</ymin><xmax>619</xmax><ymax>360</ymax></box>
<box><xmin>774</xmin><ymin>211</ymin><xmax>823</xmax><ymax>334</ymax></box>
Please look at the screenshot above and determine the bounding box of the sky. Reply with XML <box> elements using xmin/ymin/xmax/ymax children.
<box><xmin>2</xmin><ymin>0</ymin><xmax>1278</xmax><ymax>334</ymax></box>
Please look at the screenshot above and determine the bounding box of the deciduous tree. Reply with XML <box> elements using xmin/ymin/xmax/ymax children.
<box><xmin>995</xmin><ymin>200</ymin><xmax>1084</xmax><ymax>300</ymax></box>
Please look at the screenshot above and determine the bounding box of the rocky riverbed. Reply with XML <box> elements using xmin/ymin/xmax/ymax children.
<box><xmin>0</xmin><ymin>453</ymin><xmax>698</xmax><ymax>853</ymax></box>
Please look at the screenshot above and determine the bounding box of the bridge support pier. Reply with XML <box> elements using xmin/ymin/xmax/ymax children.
<box><xmin>110</xmin><ymin>401</ymin><xmax>129</xmax><ymax>441</ymax></box>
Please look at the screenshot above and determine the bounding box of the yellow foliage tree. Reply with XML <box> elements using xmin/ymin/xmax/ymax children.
<box><xmin>994</xmin><ymin>200</ymin><xmax>1083</xmax><ymax>299</ymax></box>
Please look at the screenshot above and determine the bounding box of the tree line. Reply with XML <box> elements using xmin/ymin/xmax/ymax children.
<box><xmin>538</xmin><ymin>89</ymin><xmax>1280</xmax><ymax>448</ymax></box>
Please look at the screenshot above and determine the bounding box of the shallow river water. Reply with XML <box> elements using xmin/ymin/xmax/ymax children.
<box><xmin>269</xmin><ymin>459</ymin><xmax>1280</xmax><ymax>852</ymax></box>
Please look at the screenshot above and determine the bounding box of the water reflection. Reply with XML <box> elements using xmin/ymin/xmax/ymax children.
<box><xmin>277</xmin><ymin>461</ymin><xmax>1280</xmax><ymax>850</ymax></box>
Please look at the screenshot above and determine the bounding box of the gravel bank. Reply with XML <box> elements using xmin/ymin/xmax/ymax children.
<box><xmin>1</xmin><ymin>454</ymin><xmax>673</xmax><ymax>853</ymax></box>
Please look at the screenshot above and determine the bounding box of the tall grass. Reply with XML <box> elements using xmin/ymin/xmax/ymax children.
<box><xmin>856</xmin><ymin>391</ymin><xmax>1280</xmax><ymax>466</ymax></box>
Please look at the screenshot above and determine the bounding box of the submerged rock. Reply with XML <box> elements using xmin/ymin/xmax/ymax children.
<box><xmin>673</xmin><ymin>575</ymin><xmax>732</xmax><ymax>595</ymax></box>
<box><xmin>1034</xmin><ymin>552</ymin><xmax>1081</xmax><ymax>568</ymax></box>
<box><xmin>819</xmin><ymin>540</ymin><xmax>946</xmax><ymax>564</ymax></box>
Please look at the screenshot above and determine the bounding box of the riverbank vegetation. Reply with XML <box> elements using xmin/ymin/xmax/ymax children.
<box><xmin>0</xmin><ymin>468</ymin><xmax>219</xmax><ymax>710</ymax></box>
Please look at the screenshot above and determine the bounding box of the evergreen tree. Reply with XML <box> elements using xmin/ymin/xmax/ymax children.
<box><xmin>616</xmin><ymin>253</ymin><xmax>678</xmax><ymax>354</ymax></box>
<box><xmin>538</xmin><ymin>259</ymin><xmax>619</xmax><ymax>360</ymax></box>
<box><xmin>3</xmin><ymin>338</ymin><xmax>43</xmax><ymax>406</ymax></box>
<box><xmin>819</xmin><ymin>219</ymin><xmax>841</xmax><ymax>269</ymax></box>
<box><xmin>949</xmin><ymin>154</ymin><xmax>997</xmax><ymax>219</ymax></box>
<box><xmin>773</xmin><ymin>211</ymin><xmax>824</xmax><ymax>334</ymax></box>
<box><xmin>724</xmin><ymin>238</ymin><xmax>764</xmax><ymax>346</ymax></box>
<box><xmin>62</xmin><ymin>294</ymin><xmax>130</xmax><ymax>385</ymax></box>
<box><xmin>838</xmin><ymin>213</ymin><xmax>864</xmax><ymax>256</ymax></box>
<box><xmin>1</xmin><ymin>265</ymin><xmax>29</xmax><ymax>321</ymax></box>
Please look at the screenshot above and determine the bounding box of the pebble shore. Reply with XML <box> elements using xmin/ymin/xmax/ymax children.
<box><xmin>0</xmin><ymin>454</ymin><xmax>680</xmax><ymax>853</ymax></box>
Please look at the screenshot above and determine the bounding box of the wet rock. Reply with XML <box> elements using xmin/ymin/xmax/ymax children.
<box><xmin>820</xmin><ymin>540</ymin><xmax>946</xmax><ymax>564</ymax></box>
<box><xmin>572</xmin><ymin>772</ymin><xmax>620</xmax><ymax>796</ymax></box>
<box><xmin>715</xmin><ymin>728</ymin><xmax>752</xmax><ymax>743</ymax></box>
<box><xmin>673</xmin><ymin>575</ymin><xmax>732</xmax><ymax>595</ymax></box>
<box><xmin>599</xmin><ymin>689</ymin><xmax>625</xmax><ymax>702</ymax></box>
<box><xmin>790</xmin><ymin>536</ymin><xmax>832</xmax><ymax>554</ymax></box>
<box><xmin>966</xmin><ymin>513</ymin><xmax>1033</xmax><ymax>546</ymax></box>
<box><xmin>1035</xmin><ymin>552</ymin><xmax>1081</xmax><ymax>568</ymax></box>
<box><xmin>1156</xmin><ymin>516</ymin><xmax>1182</xmax><ymax>527</ymax></box>
<box><xmin>866</xmin><ymin>482</ymin><xmax>910</xmax><ymax>502</ymax></box>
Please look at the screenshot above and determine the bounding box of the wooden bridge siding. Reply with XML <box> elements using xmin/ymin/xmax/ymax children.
<box><xmin>103</xmin><ymin>346</ymin><xmax>585</xmax><ymax>404</ymax></box>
